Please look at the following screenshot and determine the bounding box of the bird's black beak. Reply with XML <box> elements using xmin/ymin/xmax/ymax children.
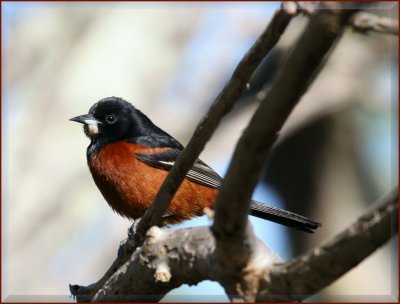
<box><xmin>70</xmin><ymin>114</ymin><xmax>101</xmax><ymax>137</ymax></box>
<box><xmin>70</xmin><ymin>114</ymin><xmax>98</xmax><ymax>125</ymax></box>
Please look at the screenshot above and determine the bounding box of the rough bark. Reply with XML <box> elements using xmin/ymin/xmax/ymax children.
<box><xmin>258</xmin><ymin>189</ymin><xmax>398</xmax><ymax>301</ymax></box>
<box><xmin>73</xmin><ymin>190</ymin><xmax>397</xmax><ymax>302</ymax></box>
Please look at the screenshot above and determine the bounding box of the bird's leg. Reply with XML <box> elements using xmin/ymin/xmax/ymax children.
<box><xmin>128</xmin><ymin>218</ymin><xmax>142</xmax><ymax>239</ymax></box>
<box><xmin>117</xmin><ymin>218</ymin><xmax>142</xmax><ymax>259</ymax></box>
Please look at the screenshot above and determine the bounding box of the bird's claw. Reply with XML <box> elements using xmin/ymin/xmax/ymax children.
<box><xmin>128</xmin><ymin>218</ymin><xmax>141</xmax><ymax>239</ymax></box>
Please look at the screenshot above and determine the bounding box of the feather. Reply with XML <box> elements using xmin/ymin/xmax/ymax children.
<box><xmin>136</xmin><ymin>149</ymin><xmax>222</xmax><ymax>189</ymax></box>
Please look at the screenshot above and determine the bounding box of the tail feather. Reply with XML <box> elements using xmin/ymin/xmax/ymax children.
<box><xmin>249</xmin><ymin>200</ymin><xmax>321</xmax><ymax>233</ymax></box>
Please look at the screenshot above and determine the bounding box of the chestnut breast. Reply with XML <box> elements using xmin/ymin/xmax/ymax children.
<box><xmin>88</xmin><ymin>141</ymin><xmax>217</xmax><ymax>224</ymax></box>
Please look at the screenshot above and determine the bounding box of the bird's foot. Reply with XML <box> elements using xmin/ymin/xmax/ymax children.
<box><xmin>128</xmin><ymin>218</ymin><xmax>141</xmax><ymax>239</ymax></box>
<box><xmin>117</xmin><ymin>218</ymin><xmax>142</xmax><ymax>259</ymax></box>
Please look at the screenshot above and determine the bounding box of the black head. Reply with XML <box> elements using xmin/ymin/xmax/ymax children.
<box><xmin>70</xmin><ymin>97</ymin><xmax>182</xmax><ymax>152</ymax></box>
<box><xmin>70</xmin><ymin>97</ymin><xmax>137</xmax><ymax>142</ymax></box>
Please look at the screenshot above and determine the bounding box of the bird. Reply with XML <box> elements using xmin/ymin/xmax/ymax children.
<box><xmin>70</xmin><ymin>97</ymin><xmax>321</xmax><ymax>233</ymax></box>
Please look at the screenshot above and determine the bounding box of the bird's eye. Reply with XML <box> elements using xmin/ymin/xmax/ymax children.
<box><xmin>105</xmin><ymin>114</ymin><xmax>117</xmax><ymax>124</ymax></box>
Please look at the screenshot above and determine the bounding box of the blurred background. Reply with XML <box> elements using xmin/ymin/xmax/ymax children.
<box><xmin>2</xmin><ymin>2</ymin><xmax>398</xmax><ymax>302</ymax></box>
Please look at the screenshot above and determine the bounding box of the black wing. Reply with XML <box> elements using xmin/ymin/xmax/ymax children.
<box><xmin>136</xmin><ymin>148</ymin><xmax>222</xmax><ymax>189</ymax></box>
<box><xmin>136</xmin><ymin>148</ymin><xmax>322</xmax><ymax>233</ymax></box>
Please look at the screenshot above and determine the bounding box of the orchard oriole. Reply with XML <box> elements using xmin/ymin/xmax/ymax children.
<box><xmin>70</xmin><ymin>97</ymin><xmax>321</xmax><ymax>232</ymax></box>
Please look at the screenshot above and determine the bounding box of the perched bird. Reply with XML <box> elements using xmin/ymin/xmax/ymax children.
<box><xmin>70</xmin><ymin>97</ymin><xmax>321</xmax><ymax>232</ymax></box>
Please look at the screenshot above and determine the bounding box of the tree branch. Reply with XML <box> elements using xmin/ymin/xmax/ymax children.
<box><xmin>350</xmin><ymin>12</ymin><xmax>399</xmax><ymax>35</ymax></box>
<box><xmin>92</xmin><ymin>226</ymin><xmax>217</xmax><ymax>302</ymax></box>
<box><xmin>259</xmin><ymin>188</ymin><xmax>398</xmax><ymax>301</ymax></box>
<box><xmin>211</xmin><ymin>3</ymin><xmax>359</xmax><ymax>300</ymax></box>
<box><xmin>294</xmin><ymin>2</ymin><xmax>398</xmax><ymax>35</ymax></box>
<box><xmin>91</xmin><ymin>225</ymin><xmax>282</xmax><ymax>302</ymax></box>
<box><xmin>75</xmin><ymin>189</ymin><xmax>397</xmax><ymax>302</ymax></box>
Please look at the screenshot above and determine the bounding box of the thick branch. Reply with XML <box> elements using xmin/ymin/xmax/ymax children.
<box><xmin>78</xmin><ymin>189</ymin><xmax>397</xmax><ymax>302</ymax></box>
<box><xmin>211</xmin><ymin>3</ymin><xmax>359</xmax><ymax>299</ymax></box>
<box><xmin>259</xmin><ymin>189</ymin><xmax>398</xmax><ymax>301</ymax></box>
<box><xmin>92</xmin><ymin>224</ymin><xmax>281</xmax><ymax>302</ymax></box>
<box><xmin>92</xmin><ymin>227</ymin><xmax>217</xmax><ymax>302</ymax></box>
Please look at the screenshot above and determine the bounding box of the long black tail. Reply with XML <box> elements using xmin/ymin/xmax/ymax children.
<box><xmin>249</xmin><ymin>200</ymin><xmax>321</xmax><ymax>233</ymax></box>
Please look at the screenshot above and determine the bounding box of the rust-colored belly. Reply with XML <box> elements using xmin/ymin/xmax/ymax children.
<box><xmin>88</xmin><ymin>141</ymin><xmax>217</xmax><ymax>225</ymax></box>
